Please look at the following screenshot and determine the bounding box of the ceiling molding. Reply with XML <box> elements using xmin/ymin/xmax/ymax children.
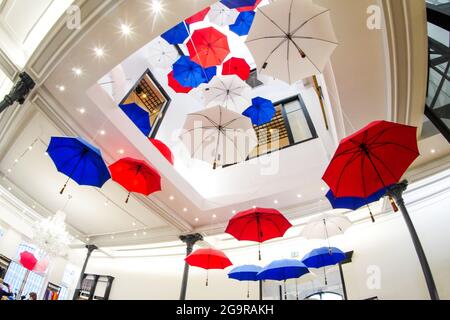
<box><xmin>381</xmin><ymin>0</ymin><xmax>428</xmax><ymax>132</ymax></box>
<box><xmin>26</xmin><ymin>0</ymin><xmax>121</xmax><ymax>82</ymax></box>
<box><xmin>0</xmin><ymin>45</ymin><xmax>19</xmax><ymax>79</ymax></box>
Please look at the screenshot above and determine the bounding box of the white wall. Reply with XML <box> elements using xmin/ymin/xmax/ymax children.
<box><xmin>85</xmin><ymin>171</ymin><xmax>450</xmax><ymax>300</ymax></box>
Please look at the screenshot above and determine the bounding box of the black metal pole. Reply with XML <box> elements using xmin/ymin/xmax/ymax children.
<box><xmin>72</xmin><ymin>244</ymin><xmax>98</xmax><ymax>300</ymax></box>
<box><xmin>179</xmin><ymin>233</ymin><xmax>203</xmax><ymax>300</ymax></box>
<box><xmin>387</xmin><ymin>181</ymin><xmax>440</xmax><ymax>300</ymax></box>
<box><xmin>259</xmin><ymin>281</ymin><xmax>263</xmax><ymax>300</ymax></box>
<box><xmin>338</xmin><ymin>263</ymin><xmax>348</xmax><ymax>300</ymax></box>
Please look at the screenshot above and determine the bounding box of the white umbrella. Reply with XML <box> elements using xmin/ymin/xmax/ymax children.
<box><xmin>180</xmin><ymin>105</ymin><xmax>258</xmax><ymax>168</ymax></box>
<box><xmin>246</xmin><ymin>0</ymin><xmax>338</xmax><ymax>84</ymax></box>
<box><xmin>147</xmin><ymin>37</ymin><xmax>179</xmax><ymax>69</ymax></box>
<box><xmin>208</xmin><ymin>2</ymin><xmax>239</xmax><ymax>27</ymax></box>
<box><xmin>300</xmin><ymin>213</ymin><xmax>351</xmax><ymax>240</ymax></box>
<box><xmin>202</xmin><ymin>75</ymin><xmax>251</xmax><ymax>113</ymax></box>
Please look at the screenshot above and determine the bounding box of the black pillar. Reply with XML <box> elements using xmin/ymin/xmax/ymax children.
<box><xmin>73</xmin><ymin>244</ymin><xmax>98</xmax><ymax>300</ymax></box>
<box><xmin>387</xmin><ymin>181</ymin><xmax>440</xmax><ymax>300</ymax></box>
<box><xmin>179</xmin><ymin>233</ymin><xmax>203</xmax><ymax>300</ymax></box>
<box><xmin>0</xmin><ymin>72</ymin><xmax>35</xmax><ymax>114</ymax></box>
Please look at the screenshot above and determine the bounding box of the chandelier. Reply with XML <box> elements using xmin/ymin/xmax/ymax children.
<box><xmin>33</xmin><ymin>211</ymin><xmax>71</xmax><ymax>257</ymax></box>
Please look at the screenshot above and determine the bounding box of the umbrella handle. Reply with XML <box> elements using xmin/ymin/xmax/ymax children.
<box><xmin>59</xmin><ymin>178</ymin><xmax>70</xmax><ymax>195</ymax></box>
<box><xmin>258</xmin><ymin>243</ymin><xmax>262</xmax><ymax>261</ymax></box>
<box><xmin>366</xmin><ymin>204</ymin><xmax>375</xmax><ymax>223</ymax></box>
<box><xmin>389</xmin><ymin>196</ymin><xmax>399</xmax><ymax>212</ymax></box>
<box><xmin>247</xmin><ymin>281</ymin><xmax>250</xmax><ymax>299</ymax></box>
<box><xmin>125</xmin><ymin>192</ymin><xmax>131</xmax><ymax>204</ymax></box>
<box><xmin>206</xmin><ymin>271</ymin><xmax>209</xmax><ymax>287</ymax></box>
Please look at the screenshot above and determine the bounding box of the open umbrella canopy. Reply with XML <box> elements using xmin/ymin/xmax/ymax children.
<box><xmin>149</xmin><ymin>138</ymin><xmax>174</xmax><ymax>165</ymax></box>
<box><xmin>185</xmin><ymin>7</ymin><xmax>211</xmax><ymax>25</ymax></box>
<box><xmin>322</xmin><ymin>121</ymin><xmax>419</xmax><ymax>198</ymax></box>
<box><xmin>203</xmin><ymin>75</ymin><xmax>251</xmax><ymax>113</ymax></box>
<box><xmin>246</xmin><ymin>0</ymin><xmax>338</xmax><ymax>84</ymax></box>
<box><xmin>257</xmin><ymin>259</ymin><xmax>309</xmax><ymax>281</ymax></box>
<box><xmin>221</xmin><ymin>0</ymin><xmax>257</xmax><ymax>9</ymax></box>
<box><xmin>185</xmin><ymin>248</ymin><xmax>233</xmax><ymax>270</ymax></box>
<box><xmin>172</xmin><ymin>56</ymin><xmax>216</xmax><ymax>88</ymax></box>
<box><xmin>161</xmin><ymin>21</ymin><xmax>189</xmax><ymax>45</ymax></box>
<box><xmin>147</xmin><ymin>37</ymin><xmax>179</xmax><ymax>69</ymax></box>
<box><xmin>300</xmin><ymin>212</ymin><xmax>352</xmax><ymax>240</ymax></box>
<box><xmin>326</xmin><ymin>187</ymin><xmax>389</xmax><ymax>211</ymax></box>
<box><xmin>208</xmin><ymin>2</ymin><xmax>239</xmax><ymax>27</ymax></box>
<box><xmin>109</xmin><ymin>157</ymin><xmax>161</xmax><ymax>203</ymax></box>
<box><xmin>119</xmin><ymin>103</ymin><xmax>152</xmax><ymax>136</ymax></box>
<box><xmin>180</xmin><ymin>105</ymin><xmax>258</xmax><ymax>168</ymax></box>
<box><xmin>242</xmin><ymin>97</ymin><xmax>275</xmax><ymax>126</ymax></box>
<box><xmin>222</xmin><ymin>57</ymin><xmax>251</xmax><ymax>81</ymax></box>
<box><xmin>229</xmin><ymin>11</ymin><xmax>256</xmax><ymax>36</ymax></box>
<box><xmin>19</xmin><ymin>251</ymin><xmax>38</xmax><ymax>271</ymax></box>
<box><xmin>236</xmin><ymin>0</ymin><xmax>262</xmax><ymax>12</ymax></box>
<box><xmin>47</xmin><ymin>136</ymin><xmax>111</xmax><ymax>194</ymax></box>
<box><xmin>302</xmin><ymin>247</ymin><xmax>346</xmax><ymax>269</ymax></box>
<box><xmin>187</xmin><ymin>27</ymin><xmax>230</xmax><ymax>68</ymax></box>
<box><xmin>228</xmin><ymin>265</ymin><xmax>262</xmax><ymax>281</ymax></box>
<box><xmin>226</xmin><ymin>207</ymin><xmax>292</xmax><ymax>243</ymax></box>
<box><xmin>167</xmin><ymin>70</ymin><xmax>193</xmax><ymax>93</ymax></box>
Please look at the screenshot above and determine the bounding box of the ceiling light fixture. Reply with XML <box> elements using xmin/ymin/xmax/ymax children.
<box><xmin>58</xmin><ymin>85</ymin><xmax>65</xmax><ymax>92</ymax></box>
<box><xmin>183</xmin><ymin>208</ymin><xmax>188</xmax><ymax>212</ymax></box>
<box><xmin>169</xmin><ymin>196</ymin><xmax>174</xmax><ymax>200</ymax></box>
<box><xmin>195</xmin><ymin>218</ymin><xmax>199</xmax><ymax>222</ymax></box>
<box><xmin>431</xmin><ymin>149</ymin><xmax>436</xmax><ymax>154</ymax></box>
<box><xmin>118</xmin><ymin>149</ymin><xmax>125</xmax><ymax>154</ymax></box>
<box><xmin>72</xmin><ymin>67</ymin><xmax>83</xmax><ymax>77</ymax></box>
<box><xmin>93</xmin><ymin>47</ymin><xmax>105</xmax><ymax>58</ymax></box>
<box><xmin>120</xmin><ymin>23</ymin><xmax>132</xmax><ymax>36</ymax></box>
<box><xmin>78</xmin><ymin>108</ymin><xmax>86</xmax><ymax>114</ymax></box>
<box><xmin>150</xmin><ymin>0</ymin><xmax>163</xmax><ymax>14</ymax></box>
<box><xmin>297</xmin><ymin>194</ymin><xmax>302</xmax><ymax>198</ymax></box>
<box><xmin>232</xmin><ymin>210</ymin><xmax>236</xmax><ymax>214</ymax></box>
<box><xmin>274</xmin><ymin>200</ymin><xmax>279</xmax><ymax>204</ymax></box>
<box><xmin>99</xmin><ymin>130</ymin><xmax>106</xmax><ymax>135</ymax></box>
<box><xmin>143</xmin><ymin>231</ymin><xmax>147</xmax><ymax>235</ymax></box>
<box><xmin>212</xmin><ymin>214</ymin><xmax>217</xmax><ymax>219</ymax></box>
<box><xmin>132</xmin><ymin>221</ymin><xmax>136</xmax><ymax>226</ymax></box>
<box><xmin>133</xmin><ymin>232</ymin><xmax>137</xmax><ymax>237</ymax></box>
<box><xmin>28</xmin><ymin>145</ymin><xmax>33</xmax><ymax>150</ymax></box>
<box><xmin>321</xmin><ymin>187</ymin><xmax>326</xmax><ymax>191</ymax></box>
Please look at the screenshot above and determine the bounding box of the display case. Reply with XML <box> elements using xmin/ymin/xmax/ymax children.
<box><xmin>43</xmin><ymin>282</ymin><xmax>61</xmax><ymax>300</ymax></box>
<box><xmin>75</xmin><ymin>273</ymin><xmax>114</xmax><ymax>300</ymax></box>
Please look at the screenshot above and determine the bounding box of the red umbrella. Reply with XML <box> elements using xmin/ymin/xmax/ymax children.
<box><xmin>109</xmin><ymin>157</ymin><xmax>161</xmax><ymax>203</ymax></box>
<box><xmin>185</xmin><ymin>248</ymin><xmax>233</xmax><ymax>286</ymax></box>
<box><xmin>20</xmin><ymin>251</ymin><xmax>38</xmax><ymax>271</ymax></box>
<box><xmin>185</xmin><ymin>7</ymin><xmax>211</xmax><ymax>25</ymax></box>
<box><xmin>187</xmin><ymin>27</ymin><xmax>230</xmax><ymax>68</ymax></box>
<box><xmin>322</xmin><ymin>121</ymin><xmax>419</xmax><ymax>198</ymax></box>
<box><xmin>225</xmin><ymin>207</ymin><xmax>292</xmax><ymax>260</ymax></box>
<box><xmin>222</xmin><ymin>57</ymin><xmax>251</xmax><ymax>81</ymax></box>
<box><xmin>236</xmin><ymin>0</ymin><xmax>262</xmax><ymax>12</ymax></box>
<box><xmin>167</xmin><ymin>70</ymin><xmax>193</xmax><ymax>94</ymax></box>
<box><xmin>149</xmin><ymin>138</ymin><xmax>174</xmax><ymax>165</ymax></box>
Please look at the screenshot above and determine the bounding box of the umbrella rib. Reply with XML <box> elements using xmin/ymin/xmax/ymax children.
<box><xmin>245</xmin><ymin>35</ymin><xmax>286</xmax><ymax>44</ymax></box>
<box><xmin>291</xmin><ymin>9</ymin><xmax>331</xmax><ymax>35</ymax></box>
<box><xmin>366</xmin><ymin>149</ymin><xmax>399</xmax><ymax>182</ymax></box>
<box><xmin>258</xmin><ymin>8</ymin><xmax>288</xmax><ymax>36</ymax></box>
<box><xmin>290</xmin><ymin>39</ymin><xmax>322</xmax><ymax>73</ymax></box>
<box><xmin>188</xmin><ymin>113</ymin><xmax>219</xmax><ymax>127</ymax></box>
<box><xmin>369</xmin><ymin>142</ymin><xmax>420</xmax><ymax>156</ymax></box>
<box><xmin>261</xmin><ymin>38</ymin><xmax>289</xmax><ymax>72</ymax></box>
<box><xmin>291</xmin><ymin>36</ymin><xmax>338</xmax><ymax>45</ymax></box>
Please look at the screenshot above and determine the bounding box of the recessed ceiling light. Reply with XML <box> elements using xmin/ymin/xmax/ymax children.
<box><xmin>28</xmin><ymin>146</ymin><xmax>33</xmax><ymax>150</ymax></box>
<box><xmin>78</xmin><ymin>108</ymin><xmax>86</xmax><ymax>114</ymax></box>
<box><xmin>431</xmin><ymin>149</ymin><xmax>436</xmax><ymax>154</ymax></box>
<box><xmin>14</xmin><ymin>159</ymin><xmax>19</xmax><ymax>163</ymax></box>
<box><xmin>169</xmin><ymin>196</ymin><xmax>174</xmax><ymax>200</ymax></box>
<box><xmin>132</xmin><ymin>221</ymin><xmax>136</xmax><ymax>226</ymax></box>
<box><xmin>110</xmin><ymin>235</ymin><xmax>114</xmax><ymax>239</ymax></box>
<box><xmin>99</xmin><ymin>130</ymin><xmax>106</xmax><ymax>135</ymax></box>
<box><xmin>7</xmin><ymin>187</ymin><xmax>11</xmax><ymax>191</ymax></box>
<box><xmin>232</xmin><ymin>210</ymin><xmax>236</xmax><ymax>214</ymax></box>
<box><xmin>297</xmin><ymin>194</ymin><xmax>302</xmax><ymax>198</ymax></box>
<box><xmin>183</xmin><ymin>208</ymin><xmax>188</xmax><ymax>212</ymax></box>
<box><xmin>93</xmin><ymin>47</ymin><xmax>105</xmax><ymax>58</ymax></box>
<box><xmin>143</xmin><ymin>231</ymin><xmax>147</xmax><ymax>235</ymax></box>
<box><xmin>133</xmin><ymin>232</ymin><xmax>137</xmax><ymax>237</ymax></box>
<box><xmin>252</xmin><ymin>206</ymin><xmax>257</xmax><ymax>209</ymax></box>
<box><xmin>274</xmin><ymin>200</ymin><xmax>279</xmax><ymax>204</ymax></box>
<box><xmin>142</xmin><ymin>94</ymin><xmax>147</xmax><ymax>99</ymax></box>
<box><xmin>72</xmin><ymin>67</ymin><xmax>82</xmax><ymax>76</ymax></box>
<box><xmin>58</xmin><ymin>85</ymin><xmax>65</xmax><ymax>92</ymax></box>
<box><xmin>44</xmin><ymin>152</ymin><xmax>49</xmax><ymax>156</ymax></box>
<box><xmin>86</xmin><ymin>237</ymin><xmax>90</xmax><ymax>241</ymax></box>
<box><xmin>7</xmin><ymin>169</ymin><xmax>11</xmax><ymax>173</ymax></box>
<box><xmin>212</xmin><ymin>214</ymin><xmax>217</xmax><ymax>219</ymax></box>
<box><xmin>104</xmin><ymin>201</ymin><xmax>109</xmax><ymax>206</ymax></box>
<box><xmin>195</xmin><ymin>218</ymin><xmax>199</xmax><ymax>222</ymax></box>
<box><xmin>150</xmin><ymin>0</ymin><xmax>163</xmax><ymax>14</ymax></box>
<box><xmin>120</xmin><ymin>23</ymin><xmax>132</xmax><ymax>36</ymax></box>
<box><xmin>32</xmin><ymin>204</ymin><xmax>36</xmax><ymax>209</ymax></box>
<box><xmin>321</xmin><ymin>187</ymin><xmax>326</xmax><ymax>191</ymax></box>
<box><xmin>118</xmin><ymin>149</ymin><xmax>125</xmax><ymax>154</ymax></box>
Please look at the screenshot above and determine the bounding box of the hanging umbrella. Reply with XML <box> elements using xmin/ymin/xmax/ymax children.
<box><xmin>185</xmin><ymin>7</ymin><xmax>211</xmax><ymax>25</ymax></box>
<box><xmin>322</xmin><ymin>121</ymin><xmax>440</xmax><ymax>301</ymax></box>
<box><xmin>109</xmin><ymin>158</ymin><xmax>161</xmax><ymax>203</ymax></box>
<box><xmin>47</xmin><ymin>137</ymin><xmax>111</xmax><ymax>194</ymax></box>
<box><xmin>236</xmin><ymin>0</ymin><xmax>262</xmax><ymax>12</ymax></box>
<box><xmin>208</xmin><ymin>2</ymin><xmax>239</xmax><ymax>27</ymax></box>
<box><xmin>302</xmin><ymin>247</ymin><xmax>346</xmax><ymax>285</ymax></box>
<box><xmin>222</xmin><ymin>57</ymin><xmax>251</xmax><ymax>81</ymax></box>
<box><xmin>242</xmin><ymin>97</ymin><xmax>275</xmax><ymax>126</ymax></box>
<box><xmin>228</xmin><ymin>264</ymin><xmax>262</xmax><ymax>298</ymax></box>
<box><xmin>322</xmin><ymin>121</ymin><xmax>419</xmax><ymax>198</ymax></box>
<box><xmin>147</xmin><ymin>37</ymin><xmax>179</xmax><ymax>69</ymax></box>
<box><xmin>19</xmin><ymin>251</ymin><xmax>38</xmax><ymax>271</ymax></box>
<box><xmin>172</xmin><ymin>56</ymin><xmax>216</xmax><ymax>88</ymax></box>
<box><xmin>203</xmin><ymin>75</ymin><xmax>251</xmax><ymax>113</ymax></box>
<box><xmin>167</xmin><ymin>70</ymin><xmax>193</xmax><ymax>93</ymax></box>
<box><xmin>300</xmin><ymin>212</ymin><xmax>351</xmax><ymax>241</ymax></box>
<box><xmin>185</xmin><ymin>248</ymin><xmax>233</xmax><ymax>286</ymax></box>
<box><xmin>187</xmin><ymin>27</ymin><xmax>230</xmax><ymax>68</ymax></box>
<box><xmin>221</xmin><ymin>0</ymin><xmax>257</xmax><ymax>9</ymax></box>
<box><xmin>246</xmin><ymin>0</ymin><xmax>338</xmax><ymax>84</ymax></box>
<box><xmin>326</xmin><ymin>186</ymin><xmax>390</xmax><ymax>223</ymax></box>
<box><xmin>149</xmin><ymin>138</ymin><xmax>174</xmax><ymax>165</ymax></box>
<box><xmin>161</xmin><ymin>21</ymin><xmax>189</xmax><ymax>45</ymax></box>
<box><xmin>180</xmin><ymin>105</ymin><xmax>258</xmax><ymax>168</ymax></box>
<box><xmin>226</xmin><ymin>207</ymin><xmax>292</xmax><ymax>260</ymax></box>
<box><xmin>119</xmin><ymin>103</ymin><xmax>152</xmax><ymax>136</ymax></box>
<box><xmin>229</xmin><ymin>11</ymin><xmax>256</xmax><ymax>36</ymax></box>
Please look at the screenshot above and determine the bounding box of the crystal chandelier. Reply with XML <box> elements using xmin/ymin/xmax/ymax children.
<box><xmin>33</xmin><ymin>210</ymin><xmax>71</xmax><ymax>257</ymax></box>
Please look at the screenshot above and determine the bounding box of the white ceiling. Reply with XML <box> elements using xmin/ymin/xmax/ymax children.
<box><xmin>0</xmin><ymin>0</ymin><xmax>448</xmax><ymax>249</ymax></box>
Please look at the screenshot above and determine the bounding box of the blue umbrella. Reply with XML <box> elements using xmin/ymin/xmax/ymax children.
<box><xmin>173</xmin><ymin>56</ymin><xmax>216</xmax><ymax>88</ymax></box>
<box><xmin>228</xmin><ymin>265</ymin><xmax>262</xmax><ymax>298</ymax></box>
<box><xmin>119</xmin><ymin>103</ymin><xmax>152</xmax><ymax>136</ymax></box>
<box><xmin>221</xmin><ymin>0</ymin><xmax>257</xmax><ymax>9</ymax></box>
<box><xmin>47</xmin><ymin>137</ymin><xmax>111</xmax><ymax>194</ymax></box>
<box><xmin>229</xmin><ymin>11</ymin><xmax>256</xmax><ymax>36</ymax></box>
<box><xmin>326</xmin><ymin>186</ymin><xmax>389</xmax><ymax>223</ymax></box>
<box><xmin>302</xmin><ymin>247</ymin><xmax>346</xmax><ymax>285</ymax></box>
<box><xmin>161</xmin><ymin>21</ymin><xmax>189</xmax><ymax>45</ymax></box>
<box><xmin>242</xmin><ymin>97</ymin><xmax>275</xmax><ymax>126</ymax></box>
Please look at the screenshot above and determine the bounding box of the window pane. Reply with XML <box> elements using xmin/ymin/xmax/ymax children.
<box><xmin>285</xmin><ymin>109</ymin><xmax>314</xmax><ymax>143</ymax></box>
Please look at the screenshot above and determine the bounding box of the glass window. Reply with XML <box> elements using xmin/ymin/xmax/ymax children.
<box><xmin>58</xmin><ymin>286</ymin><xmax>69</xmax><ymax>300</ymax></box>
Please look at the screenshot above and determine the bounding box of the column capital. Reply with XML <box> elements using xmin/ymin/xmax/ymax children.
<box><xmin>86</xmin><ymin>244</ymin><xmax>98</xmax><ymax>253</ymax></box>
<box><xmin>179</xmin><ymin>233</ymin><xmax>203</xmax><ymax>246</ymax></box>
<box><xmin>386</xmin><ymin>180</ymin><xmax>409</xmax><ymax>202</ymax></box>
